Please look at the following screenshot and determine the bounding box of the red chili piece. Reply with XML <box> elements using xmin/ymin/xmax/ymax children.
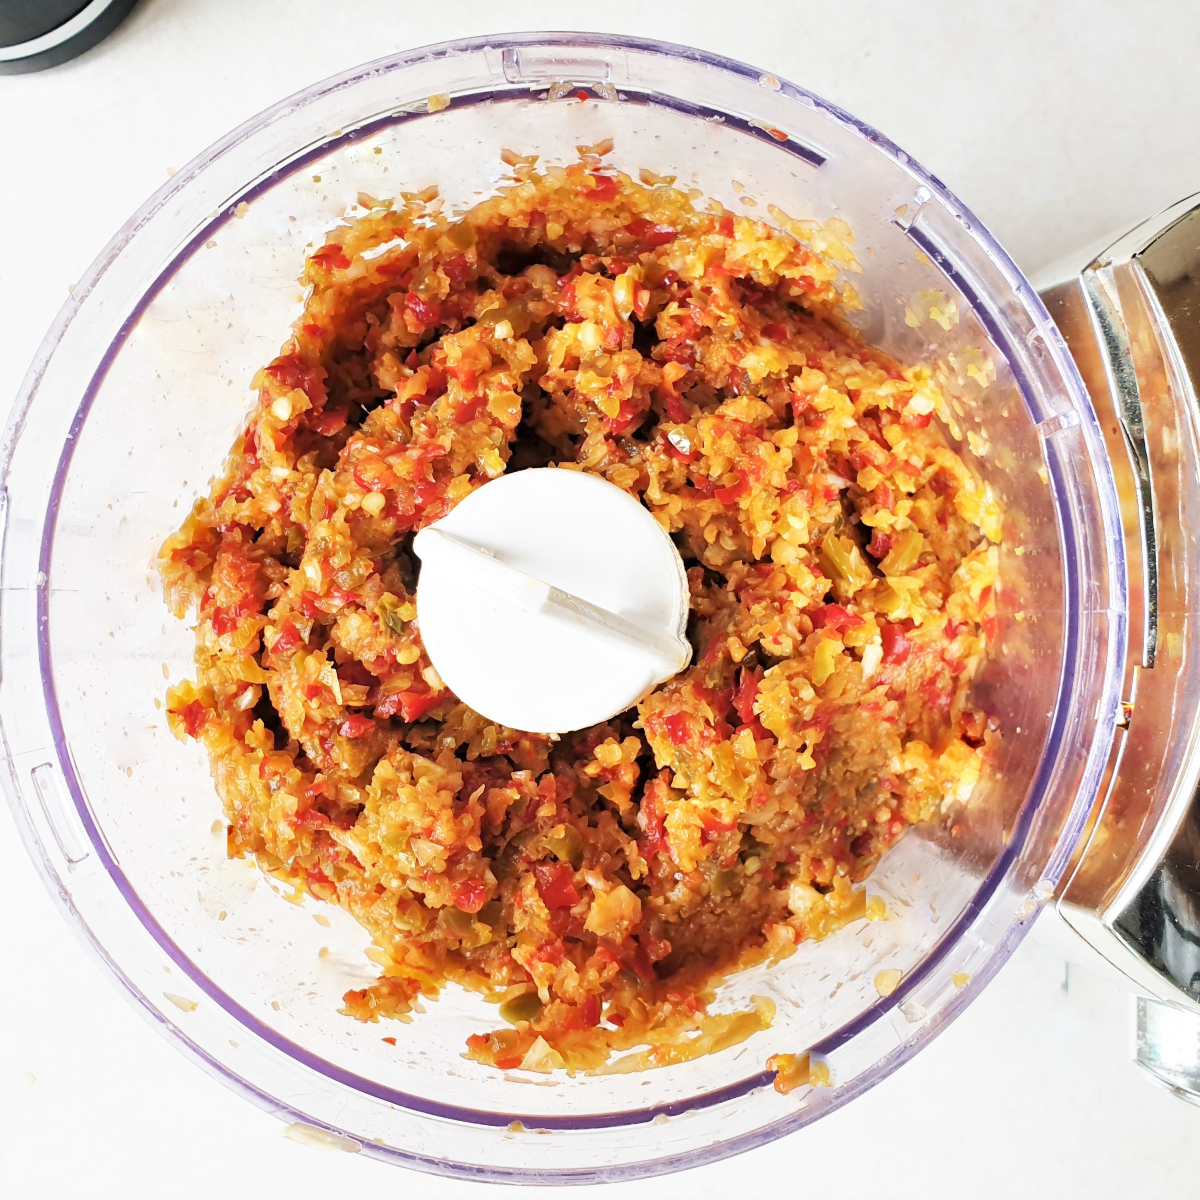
<box><xmin>880</xmin><ymin>623</ymin><xmax>913</xmax><ymax>665</ymax></box>
<box><xmin>377</xmin><ymin>689</ymin><xmax>444</xmax><ymax>723</ymax></box>
<box><xmin>713</xmin><ymin>471</ymin><xmax>749</xmax><ymax>504</ymax></box>
<box><xmin>180</xmin><ymin>700</ymin><xmax>208</xmax><ymax>738</ymax></box>
<box><xmin>626</xmin><ymin>941</ymin><xmax>655</xmax><ymax>982</ymax></box>
<box><xmin>625</xmin><ymin>216</ymin><xmax>678</xmax><ymax>248</ymax></box>
<box><xmin>588</xmin><ymin>173</ymin><xmax>618</xmax><ymax>202</ymax></box>
<box><xmin>307</xmin><ymin>405</ymin><xmax>349</xmax><ymax>437</ymax></box>
<box><xmin>662</xmin><ymin>390</ymin><xmax>689</xmax><ymax>423</ymax></box>
<box><xmin>338</xmin><ymin>714</ymin><xmax>376</xmax><ymax>739</ymax></box>
<box><xmin>448</xmin><ymin>365</ymin><xmax>478</xmax><ymax>391</ymax></box>
<box><xmin>454</xmin><ymin>395</ymin><xmax>487</xmax><ymax>423</ymax></box>
<box><xmin>402</xmin><ymin>690</ymin><xmax>443</xmax><ymax>723</ymax></box>
<box><xmin>867</xmin><ymin>529</ymin><xmax>894</xmax><ymax>559</ymax></box>
<box><xmin>210</xmin><ymin>608</ymin><xmax>239</xmax><ymax>636</ymax></box>
<box><xmin>699</xmin><ymin>813</ymin><xmax>737</xmax><ymax>846</ymax></box>
<box><xmin>733</xmin><ymin>668</ymin><xmax>761</xmax><ymax>726</ymax></box>
<box><xmin>813</xmin><ymin>604</ymin><xmax>865</xmax><ymax>635</ymax></box>
<box><xmin>609</xmin><ymin>395</ymin><xmax>649</xmax><ymax>435</ymax></box>
<box><xmin>423</xmin><ymin>366</ymin><xmax>448</xmax><ymax>398</ymax></box>
<box><xmin>299</xmin><ymin>591</ymin><xmax>325</xmax><ymax>620</ymax></box>
<box><xmin>663</xmin><ymin>711</ymin><xmax>691</xmax><ymax>745</ymax></box>
<box><xmin>405</xmin><ymin>292</ymin><xmax>441</xmax><ymax>328</ymax></box>
<box><xmin>533</xmin><ymin>861</ymin><xmax>580</xmax><ymax>910</ymax></box>
<box><xmin>273</xmin><ymin>620</ymin><xmax>303</xmax><ymax>654</ymax></box>
<box><xmin>638</xmin><ymin>776</ymin><xmax>671</xmax><ymax>860</ymax></box>
<box><xmin>443</xmin><ymin>254</ymin><xmax>473</xmax><ymax>288</ymax></box>
<box><xmin>451</xmin><ymin>879</ymin><xmax>488</xmax><ymax>913</ymax></box>
<box><xmin>310</xmin><ymin>244</ymin><xmax>351</xmax><ymax>271</ymax></box>
<box><xmin>580</xmin><ymin>994</ymin><xmax>601</xmax><ymax>1028</ymax></box>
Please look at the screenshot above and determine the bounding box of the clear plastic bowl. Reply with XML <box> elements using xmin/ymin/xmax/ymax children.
<box><xmin>0</xmin><ymin>33</ymin><xmax>1127</xmax><ymax>1183</ymax></box>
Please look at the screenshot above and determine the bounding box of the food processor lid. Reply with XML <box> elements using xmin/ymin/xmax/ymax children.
<box><xmin>1038</xmin><ymin>194</ymin><xmax>1200</xmax><ymax>1011</ymax></box>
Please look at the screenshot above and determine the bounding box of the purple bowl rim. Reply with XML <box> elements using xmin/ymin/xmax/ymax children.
<box><xmin>8</xmin><ymin>28</ymin><xmax>1118</xmax><ymax>1184</ymax></box>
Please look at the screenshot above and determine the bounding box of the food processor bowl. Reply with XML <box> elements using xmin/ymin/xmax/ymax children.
<box><xmin>0</xmin><ymin>34</ymin><xmax>1126</xmax><ymax>1182</ymax></box>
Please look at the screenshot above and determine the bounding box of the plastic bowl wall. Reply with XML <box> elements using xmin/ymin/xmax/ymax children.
<box><xmin>0</xmin><ymin>34</ymin><xmax>1126</xmax><ymax>1183</ymax></box>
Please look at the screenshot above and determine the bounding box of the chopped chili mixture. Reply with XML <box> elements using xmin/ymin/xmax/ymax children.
<box><xmin>161</xmin><ymin>154</ymin><xmax>999</xmax><ymax>1076</ymax></box>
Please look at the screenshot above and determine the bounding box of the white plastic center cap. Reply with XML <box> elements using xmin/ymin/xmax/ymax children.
<box><xmin>412</xmin><ymin>468</ymin><xmax>692</xmax><ymax>735</ymax></box>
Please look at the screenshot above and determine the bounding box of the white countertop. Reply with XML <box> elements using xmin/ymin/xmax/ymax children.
<box><xmin>3</xmin><ymin>2</ymin><xmax>1200</xmax><ymax>1196</ymax></box>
